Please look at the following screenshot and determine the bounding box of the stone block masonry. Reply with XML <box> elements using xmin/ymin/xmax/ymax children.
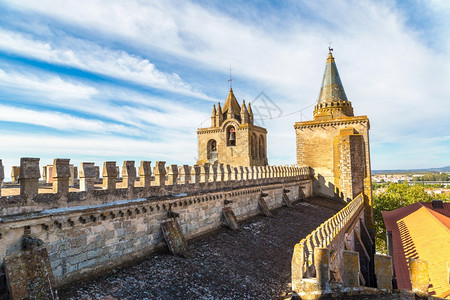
<box><xmin>0</xmin><ymin>157</ymin><xmax>312</xmax><ymax>289</ymax></box>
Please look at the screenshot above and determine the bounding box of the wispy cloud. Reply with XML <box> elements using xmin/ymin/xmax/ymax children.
<box><xmin>0</xmin><ymin>0</ymin><xmax>449</xmax><ymax>170</ymax></box>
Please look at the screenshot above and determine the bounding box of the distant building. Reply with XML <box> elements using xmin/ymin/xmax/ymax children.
<box><xmin>197</xmin><ymin>88</ymin><xmax>268</xmax><ymax>166</ymax></box>
<box><xmin>382</xmin><ymin>200</ymin><xmax>450</xmax><ymax>298</ymax></box>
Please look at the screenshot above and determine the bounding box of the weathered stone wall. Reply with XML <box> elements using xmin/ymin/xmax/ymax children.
<box><xmin>0</xmin><ymin>158</ymin><xmax>311</xmax><ymax>289</ymax></box>
<box><xmin>294</xmin><ymin>116</ymin><xmax>371</xmax><ymax>202</ymax></box>
<box><xmin>197</xmin><ymin>121</ymin><xmax>268</xmax><ymax>166</ymax></box>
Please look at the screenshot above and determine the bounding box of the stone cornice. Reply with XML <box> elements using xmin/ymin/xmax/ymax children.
<box><xmin>294</xmin><ymin>115</ymin><xmax>370</xmax><ymax>130</ymax></box>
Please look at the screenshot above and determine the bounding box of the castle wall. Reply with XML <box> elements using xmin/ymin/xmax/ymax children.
<box><xmin>0</xmin><ymin>159</ymin><xmax>311</xmax><ymax>288</ymax></box>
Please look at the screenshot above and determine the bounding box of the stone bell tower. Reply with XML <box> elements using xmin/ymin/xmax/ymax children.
<box><xmin>294</xmin><ymin>49</ymin><xmax>373</xmax><ymax>228</ymax></box>
<box><xmin>197</xmin><ymin>88</ymin><xmax>268</xmax><ymax>167</ymax></box>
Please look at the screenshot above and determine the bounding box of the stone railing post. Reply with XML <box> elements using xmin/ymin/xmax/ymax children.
<box><xmin>409</xmin><ymin>258</ymin><xmax>430</xmax><ymax>297</ymax></box>
<box><xmin>167</xmin><ymin>164</ymin><xmax>179</xmax><ymax>185</ymax></box>
<box><xmin>102</xmin><ymin>161</ymin><xmax>117</xmax><ymax>190</ymax></box>
<box><xmin>251</xmin><ymin>166</ymin><xmax>257</xmax><ymax>179</ymax></box>
<box><xmin>179</xmin><ymin>165</ymin><xmax>190</xmax><ymax>184</ymax></box>
<box><xmin>122</xmin><ymin>160</ymin><xmax>136</xmax><ymax>189</ymax></box>
<box><xmin>374</xmin><ymin>254</ymin><xmax>393</xmax><ymax>292</ymax></box>
<box><xmin>208</xmin><ymin>164</ymin><xmax>217</xmax><ymax>183</ymax></box>
<box><xmin>248</xmin><ymin>166</ymin><xmax>254</xmax><ymax>180</ymax></box>
<box><xmin>190</xmin><ymin>165</ymin><xmax>200</xmax><ymax>184</ymax></box>
<box><xmin>94</xmin><ymin>166</ymin><xmax>100</xmax><ymax>181</ymax></box>
<box><xmin>343</xmin><ymin>251</ymin><xmax>360</xmax><ymax>287</ymax></box>
<box><xmin>258</xmin><ymin>166</ymin><xmax>264</xmax><ymax>179</ymax></box>
<box><xmin>231</xmin><ymin>167</ymin><xmax>238</xmax><ymax>181</ymax></box>
<box><xmin>79</xmin><ymin>162</ymin><xmax>96</xmax><ymax>192</ymax></box>
<box><xmin>52</xmin><ymin>158</ymin><xmax>70</xmax><ymax>195</ymax></box>
<box><xmin>243</xmin><ymin>167</ymin><xmax>249</xmax><ymax>180</ymax></box>
<box><xmin>0</xmin><ymin>159</ymin><xmax>3</xmax><ymax>187</ymax></box>
<box><xmin>153</xmin><ymin>161</ymin><xmax>166</xmax><ymax>186</ymax></box>
<box><xmin>0</xmin><ymin>159</ymin><xmax>3</xmax><ymax>195</ymax></box>
<box><xmin>11</xmin><ymin>166</ymin><xmax>20</xmax><ymax>183</ymax></box>
<box><xmin>314</xmin><ymin>247</ymin><xmax>330</xmax><ymax>291</ymax></box>
<box><xmin>236</xmin><ymin>166</ymin><xmax>243</xmax><ymax>181</ymax></box>
<box><xmin>216</xmin><ymin>164</ymin><xmax>224</xmax><ymax>182</ymax></box>
<box><xmin>69</xmin><ymin>165</ymin><xmax>76</xmax><ymax>186</ymax></box>
<box><xmin>291</xmin><ymin>242</ymin><xmax>305</xmax><ymax>292</ymax></box>
<box><xmin>200</xmin><ymin>163</ymin><xmax>209</xmax><ymax>183</ymax></box>
<box><xmin>223</xmin><ymin>164</ymin><xmax>231</xmax><ymax>182</ymax></box>
<box><xmin>19</xmin><ymin>158</ymin><xmax>40</xmax><ymax>199</ymax></box>
<box><xmin>139</xmin><ymin>161</ymin><xmax>152</xmax><ymax>187</ymax></box>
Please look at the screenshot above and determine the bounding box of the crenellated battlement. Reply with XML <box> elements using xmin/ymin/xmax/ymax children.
<box><xmin>0</xmin><ymin>158</ymin><xmax>310</xmax><ymax>217</ymax></box>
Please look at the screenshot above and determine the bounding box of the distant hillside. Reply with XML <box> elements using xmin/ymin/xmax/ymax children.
<box><xmin>372</xmin><ymin>166</ymin><xmax>450</xmax><ymax>174</ymax></box>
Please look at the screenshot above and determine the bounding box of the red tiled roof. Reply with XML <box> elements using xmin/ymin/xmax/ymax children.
<box><xmin>381</xmin><ymin>201</ymin><xmax>450</xmax><ymax>291</ymax></box>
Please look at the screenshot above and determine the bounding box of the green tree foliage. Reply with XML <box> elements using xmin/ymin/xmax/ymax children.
<box><xmin>373</xmin><ymin>183</ymin><xmax>434</xmax><ymax>253</ymax></box>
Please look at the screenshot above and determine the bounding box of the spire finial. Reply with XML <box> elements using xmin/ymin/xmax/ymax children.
<box><xmin>328</xmin><ymin>41</ymin><xmax>333</xmax><ymax>53</ymax></box>
<box><xmin>228</xmin><ymin>64</ymin><xmax>233</xmax><ymax>89</ymax></box>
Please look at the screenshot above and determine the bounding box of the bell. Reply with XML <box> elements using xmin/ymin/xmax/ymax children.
<box><xmin>229</xmin><ymin>132</ymin><xmax>235</xmax><ymax>141</ymax></box>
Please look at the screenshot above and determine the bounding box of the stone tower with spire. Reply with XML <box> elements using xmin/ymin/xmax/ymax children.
<box><xmin>197</xmin><ymin>88</ymin><xmax>268</xmax><ymax>166</ymax></box>
<box><xmin>294</xmin><ymin>50</ymin><xmax>373</xmax><ymax>229</ymax></box>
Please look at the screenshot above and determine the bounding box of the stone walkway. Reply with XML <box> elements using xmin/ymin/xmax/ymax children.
<box><xmin>59</xmin><ymin>197</ymin><xmax>343</xmax><ymax>300</ymax></box>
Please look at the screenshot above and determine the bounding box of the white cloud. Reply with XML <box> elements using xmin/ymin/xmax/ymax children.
<box><xmin>0</xmin><ymin>28</ymin><xmax>213</xmax><ymax>100</ymax></box>
<box><xmin>1</xmin><ymin>0</ymin><xmax>450</xmax><ymax>169</ymax></box>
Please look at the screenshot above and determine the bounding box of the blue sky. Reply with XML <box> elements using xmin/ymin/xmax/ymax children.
<box><xmin>0</xmin><ymin>0</ymin><xmax>449</xmax><ymax>177</ymax></box>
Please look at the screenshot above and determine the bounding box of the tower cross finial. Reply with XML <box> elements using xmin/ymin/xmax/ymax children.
<box><xmin>328</xmin><ymin>41</ymin><xmax>333</xmax><ymax>53</ymax></box>
<box><xmin>228</xmin><ymin>64</ymin><xmax>233</xmax><ymax>88</ymax></box>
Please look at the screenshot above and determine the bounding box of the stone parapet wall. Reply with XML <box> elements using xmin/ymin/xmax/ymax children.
<box><xmin>0</xmin><ymin>158</ymin><xmax>310</xmax><ymax>216</ymax></box>
<box><xmin>292</xmin><ymin>193</ymin><xmax>365</xmax><ymax>289</ymax></box>
<box><xmin>0</xmin><ymin>157</ymin><xmax>312</xmax><ymax>289</ymax></box>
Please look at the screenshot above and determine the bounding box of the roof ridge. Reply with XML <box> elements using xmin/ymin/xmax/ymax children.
<box><xmin>421</xmin><ymin>206</ymin><xmax>450</xmax><ymax>231</ymax></box>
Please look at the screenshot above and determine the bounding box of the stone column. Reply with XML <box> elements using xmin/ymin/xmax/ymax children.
<box><xmin>409</xmin><ymin>258</ymin><xmax>429</xmax><ymax>297</ymax></box>
<box><xmin>343</xmin><ymin>250</ymin><xmax>360</xmax><ymax>287</ymax></box>
<box><xmin>314</xmin><ymin>247</ymin><xmax>330</xmax><ymax>291</ymax></box>
<box><xmin>200</xmin><ymin>163</ymin><xmax>209</xmax><ymax>184</ymax></box>
<box><xmin>190</xmin><ymin>165</ymin><xmax>200</xmax><ymax>184</ymax></box>
<box><xmin>167</xmin><ymin>164</ymin><xmax>178</xmax><ymax>185</ymax></box>
<box><xmin>139</xmin><ymin>161</ymin><xmax>152</xmax><ymax>187</ymax></box>
<box><xmin>52</xmin><ymin>158</ymin><xmax>70</xmax><ymax>195</ymax></box>
<box><xmin>122</xmin><ymin>161</ymin><xmax>136</xmax><ymax>189</ymax></box>
<box><xmin>179</xmin><ymin>165</ymin><xmax>191</xmax><ymax>184</ymax></box>
<box><xmin>102</xmin><ymin>161</ymin><xmax>117</xmax><ymax>190</ymax></box>
<box><xmin>374</xmin><ymin>254</ymin><xmax>393</xmax><ymax>292</ymax></box>
<box><xmin>153</xmin><ymin>161</ymin><xmax>166</xmax><ymax>186</ymax></box>
<box><xmin>79</xmin><ymin>162</ymin><xmax>96</xmax><ymax>192</ymax></box>
<box><xmin>19</xmin><ymin>158</ymin><xmax>40</xmax><ymax>199</ymax></box>
<box><xmin>11</xmin><ymin>166</ymin><xmax>20</xmax><ymax>183</ymax></box>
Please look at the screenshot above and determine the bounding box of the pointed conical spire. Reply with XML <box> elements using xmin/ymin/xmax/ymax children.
<box><xmin>314</xmin><ymin>50</ymin><xmax>353</xmax><ymax>120</ymax></box>
<box><xmin>240</xmin><ymin>99</ymin><xmax>249</xmax><ymax>124</ymax></box>
<box><xmin>216</xmin><ymin>102</ymin><xmax>223</xmax><ymax>126</ymax></box>
<box><xmin>247</xmin><ymin>102</ymin><xmax>254</xmax><ymax>124</ymax></box>
<box><xmin>223</xmin><ymin>88</ymin><xmax>241</xmax><ymax>120</ymax></box>
<box><xmin>211</xmin><ymin>104</ymin><xmax>217</xmax><ymax>127</ymax></box>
